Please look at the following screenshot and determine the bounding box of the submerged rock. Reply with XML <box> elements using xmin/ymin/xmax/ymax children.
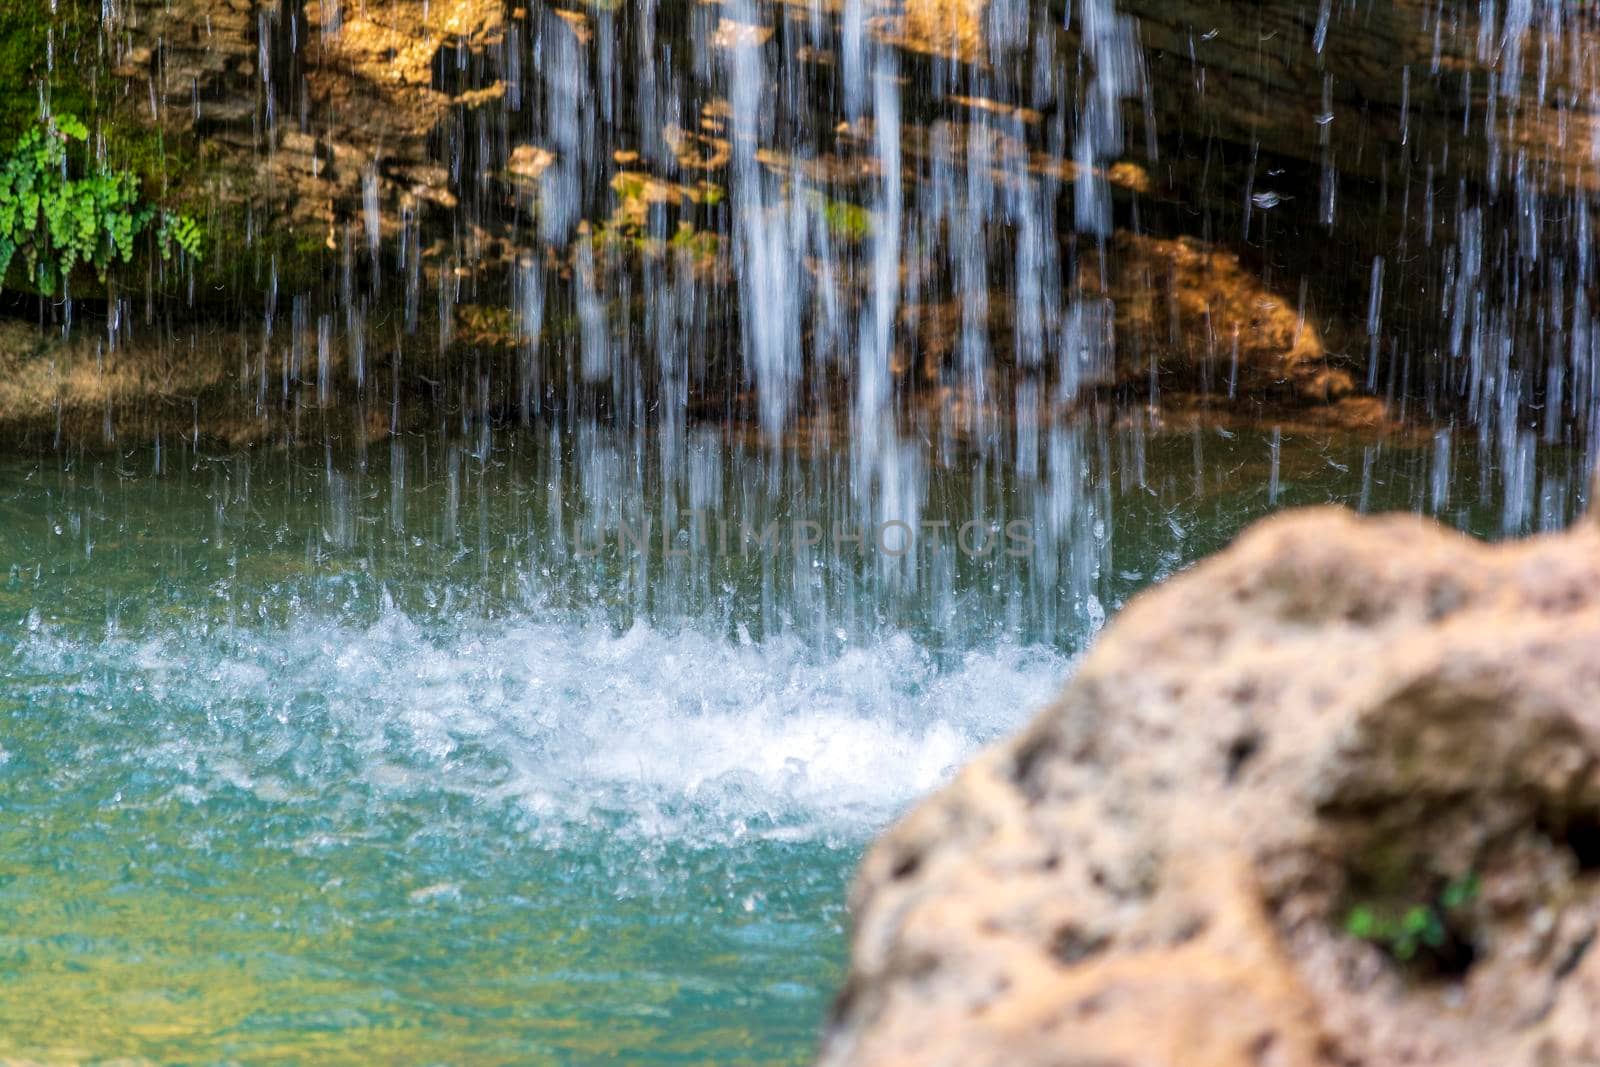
<box><xmin>821</xmin><ymin>505</ymin><xmax>1600</xmax><ymax>1066</ymax></box>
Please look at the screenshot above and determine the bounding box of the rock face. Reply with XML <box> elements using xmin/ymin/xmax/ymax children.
<box><xmin>820</xmin><ymin>506</ymin><xmax>1600</xmax><ymax>1067</ymax></box>
<box><xmin>119</xmin><ymin>0</ymin><xmax>504</xmax><ymax>239</ymax></box>
<box><xmin>11</xmin><ymin>0</ymin><xmax>1587</xmax><ymax>440</ymax></box>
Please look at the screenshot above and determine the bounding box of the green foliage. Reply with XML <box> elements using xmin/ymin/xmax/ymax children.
<box><xmin>1</xmin><ymin>2</ymin><xmax>200</xmax><ymax>189</ymax></box>
<box><xmin>0</xmin><ymin>114</ymin><xmax>202</xmax><ymax>294</ymax></box>
<box><xmin>157</xmin><ymin>211</ymin><xmax>204</xmax><ymax>260</ymax></box>
<box><xmin>802</xmin><ymin>190</ymin><xmax>873</xmax><ymax>242</ymax></box>
<box><xmin>668</xmin><ymin>221</ymin><xmax>719</xmax><ymax>258</ymax></box>
<box><xmin>1343</xmin><ymin>872</ymin><xmax>1481</xmax><ymax>963</ymax></box>
<box><xmin>612</xmin><ymin>173</ymin><xmax>647</xmax><ymax>204</ymax></box>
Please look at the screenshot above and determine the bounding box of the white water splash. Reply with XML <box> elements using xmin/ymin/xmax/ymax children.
<box><xmin>13</xmin><ymin>609</ymin><xmax>1069</xmax><ymax>843</ymax></box>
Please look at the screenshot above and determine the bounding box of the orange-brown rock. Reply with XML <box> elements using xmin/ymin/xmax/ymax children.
<box><xmin>821</xmin><ymin>504</ymin><xmax>1600</xmax><ymax>1067</ymax></box>
<box><xmin>118</xmin><ymin>0</ymin><xmax>503</xmax><ymax>240</ymax></box>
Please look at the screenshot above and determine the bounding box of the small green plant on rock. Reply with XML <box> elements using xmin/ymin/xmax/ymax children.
<box><xmin>0</xmin><ymin>114</ymin><xmax>202</xmax><ymax>295</ymax></box>
<box><xmin>1344</xmin><ymin>871</ymin><xmax>1481</xmax><ymax>971</ymax></box>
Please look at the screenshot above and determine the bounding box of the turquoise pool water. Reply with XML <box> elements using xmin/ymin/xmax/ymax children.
<box><xmin>0</xmin><ymin>422</ymin><xmax>1579</xmax><ymax>1062</ymax></box>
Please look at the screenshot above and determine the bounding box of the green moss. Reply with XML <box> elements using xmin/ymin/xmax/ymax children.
<box><xmin>613</xmin><ymin>173</ymin><xmax>647</xmax><ymax>204</ymax></box>
<box><xmin>586</xmin><ymin>219</ymin><xmax>719</xmax><ymax>265</ymax></box>
<box><xmin>805</xmin><ymin>191</ymin><xmax>873</xmax><ymax>243</ymax></box>
<box><xmin>0</xmin><ymin>0</ymin><xmax>86</xmax><ymax>149</ymax></box>
<box><xmin>668</xmin><ymin>221</ymin><xmax>718</xmax><ymax>258</ymax></box>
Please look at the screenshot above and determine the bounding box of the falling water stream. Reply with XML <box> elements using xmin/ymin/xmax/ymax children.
<box><xmin>4</xmin><ymin>0</ymin><xmax>1600</xmax><ymax>1061</ymax></box>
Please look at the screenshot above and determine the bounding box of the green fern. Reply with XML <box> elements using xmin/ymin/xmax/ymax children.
<box><xmin>0</xmin><ymin>113</ymin><xmax>203</xmax><ymax>295</ymax></box>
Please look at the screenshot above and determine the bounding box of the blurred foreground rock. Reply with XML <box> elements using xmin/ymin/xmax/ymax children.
<box><xmin>821</xmin><ymin>505</ymin><xmax>1600</xmax><ymax>1066</ymax></box>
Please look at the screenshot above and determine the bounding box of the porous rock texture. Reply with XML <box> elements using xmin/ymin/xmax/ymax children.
<box><xmin>820</xmin><ymin>506</ymin><xmax>1600</xmax><ymax>1067</ymax></box>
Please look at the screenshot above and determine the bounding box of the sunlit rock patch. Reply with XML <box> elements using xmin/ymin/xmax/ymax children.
<box><xmin>1094</xmin><ymin>234</ymin><xmax>1355</xmax><ymax>406</ymax></box>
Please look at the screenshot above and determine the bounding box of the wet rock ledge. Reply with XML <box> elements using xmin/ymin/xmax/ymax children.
<box><xmin>821</xmin><ymin>505</ymin><xmax>1600</xmax><ymax>1066</ymax></box>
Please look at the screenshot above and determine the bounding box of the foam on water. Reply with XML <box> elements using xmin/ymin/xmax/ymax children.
<box><xmin>11</xmin><ymin>605</ymin><xmax>1069</xmax><ymax>845</ymax></box>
